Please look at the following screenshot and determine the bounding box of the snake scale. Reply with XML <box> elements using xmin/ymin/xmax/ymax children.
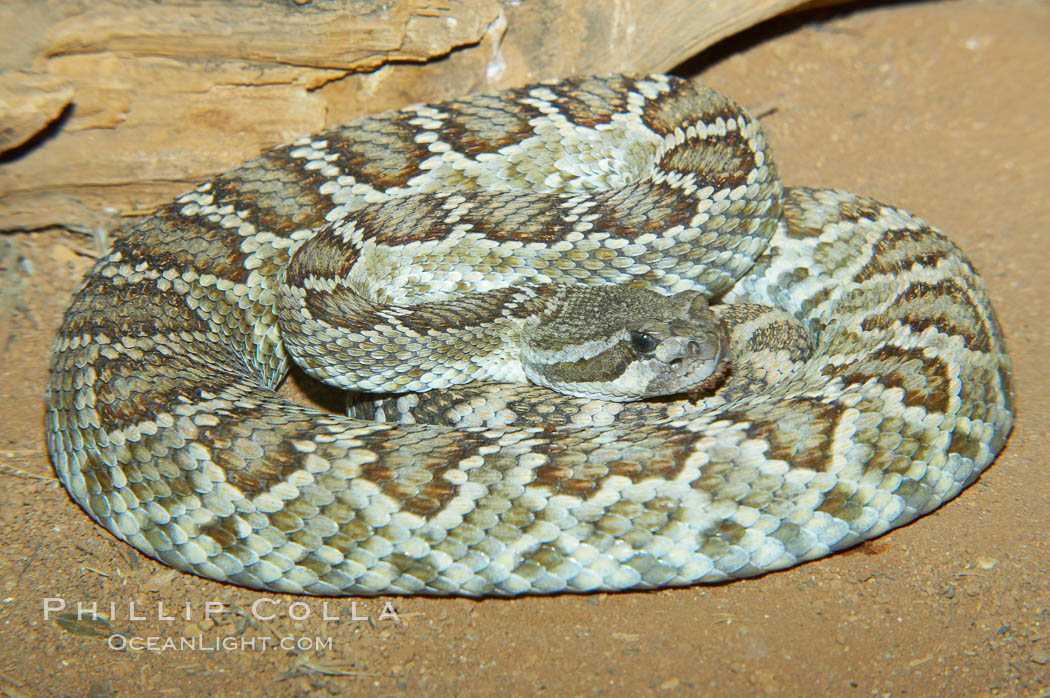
<box><xmin>46</xmin><ymin>74</ymin><xmax>1015</xmax><ymax>596</ymax></box>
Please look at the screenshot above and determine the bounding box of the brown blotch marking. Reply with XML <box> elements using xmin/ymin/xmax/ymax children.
<box><xmin>117</xmin><ymin>211</ymin><xmax>253</xmax><ymax>284</ymax></box>
<box><xmin>282</xmin><ymin>192</ymin><xmax>460</xmax><ymax>295</ymax></box>
<box><xmin>719</xmin><ymin>304</ymin><xmax>813</xmax><ymax>358</ymax></box>
<box><xmin>526</xmin><ymin>543</ymin><xmax>566</xmax><ymax>572</ymax></box>
<box><xmin>733</xmin><ymin>398</ymin><xmax>843</xmax><ymax>473</ymax></box>
<box><xmin>532</xmin><ymin>75</ymin><xmax>635</xmax><ymax>129</ymax></box>
<box><xmin>219</xmin><ymin>149</ymin><xmax>335</xmax><ymax>229</ymax></box>
<box><xmin>860</xmin><ymin>279</ymin><xmax>992</xmax><ymax>353</ymax></box>
<box><xmin>438</xmin><ymin>94</ymin><xmax>546</xmax><ymax>154</ymax></box>
<box><xmin>658</xmin><ymin>131</ymin><xmax>755</xmax><ymax>192</ymax></box>
<box><xmin>421</xmin><ymin>481</ymin><xmax>455</xmax><ymax>501</ymax></box>
<box><xmin>269</xmin><ymin>509</ymin><xmax>304</xmax><ymax>534</ymax></box>
<box><xmin>711</xmin><ymin>520</ymin><xmax>747</xmax><ymax>546</ymax></box>
<box><xmin>584</xmin><ymin>181</ymin><xmax>706</xmax><ymax>239</ymax></box>
<box><xmin>835</xmin><ymin>195</ymin><xmax>883</xmax><ymax>224</ymax></box>
<box><xmin>357</xmin><ymin>427</ymin><xmax>497</xmax><ymax>518</ymax></box>
<box><xmin>299</xmin><ymin>556</ymin><xmax>334</xmax><ymax>578</ymax></box>
<box><xmin>60</xmin><ymin>276</ymin><xmax>214</xmax><ymax>343</ymax></box>
<box><xmin>405</xmin><ymin>496</ymin><xmax>442</xmax><ymax>515</ymax></box>
<box><xmin>946</xmin><ymin>427</ymin><xmax>983</xmax><ymax>462</ymax></box>
<box><xmin>607</xmin><ymin>460</ymin><xmax>643</xmax><ymax>479</ymax></box>
<box><xmin>638</xmin><ymin>80</ymin><xmax>766</xmax><ymax>196</ymax></box>
<box><xmin>201</xmin><ymin>415</ymin><xmax>321</xmax><ymax>500</ymax></box>
<box><xmin>83</xmin><ymin>455</ymin><xmax>112</xmax><ymax>492</ymax></box>
<box><xmin>307</xmin><ymin>284</ymin><xmax>552</xmax><ymax>338</ymax></box>
<box><xmin>626</xmin><ymin>425</ymin><xmax>710</xmax><ymax>484</ymax></box>
<box><xmin>389</xmin><ymin>191</ymin><xmax>587</xmax><ymax>245</ymax></box>
<box><xmin>341</xmin><ymin>176</ymin><xmax>702</xmax><ymax>252</ymax></box>
<box><xmin>321</xmin><ymin>115</ymin><xmax>437</xmax><ymax>192</ymax></box>
<box><xmin>353</xmin><ymin>194</ymin><xmax>471</xmax><ymax>247</ymax></box>
<box><xmin>198</xmin><ymin>516</ymin><xmax>242</xmax><ymax>549</ymax></box>
<box><xmin>393</xmin><ymin>555</ymin><xmax>440</xmax><ymax>583</ymax></box>
<box><xmin>384</xmin><ymin>482</ymin><xmax>417</xmax><ymax>501</ymax></box>
<box><xmin>822</xmin><ymin>346</ymin><xmax>951</xmax><ymax>414</ymax></box>
<box><xmin>781</xmin><ymin>187</ymin><xmax>834</xmax><ymax>240</ymax></box>
<box><xmin>687</xmin><ymin>359</ymin><xmax>732</xmax><ymax>403</ymax></box>
<box><xmin>80</xmin><ymin>390</ymin><xmax>319</xmax><ymax>509</ymax></box>
<box><xmin>362</xmin><ymin>461</ymin><xmax>396</xmax><ymax>483</ymax></box>
<box><xmin>546</xmin><ymin>423</ymin><xmax>704</xmax><ymax>495</ymax></box>
<box><xmin>121</xmin><ymin>145</ymin><xmax>338</xmax><ymax>283</ymax></box>
<box><xmin>285</xmin><ymin>232</ymin><xmax>362</xmax><ymax>288</ymax></box>
<box><xmin>852</xmin><ymin>226</ymin><xmax>952</xmax><ymax>284</ymax></box>
<box><xmin>535</xmin><ymin>464</ymin><xmax>573</xmax><ymax>484</ymax></box>
<box><xmin>89</xmin><ymin>351</ymin><xmax>241</xmax><ymax>431</ymax></box>
<box><xmin>643</xmin><ymin>458</ymin><xmax>677</xmax><ymax>478</ymax></box>
<box><xmin>637</xmin><ymin>77</ymin><xmax>719</xmax><ymax>136</ymax></box>
<box><xmin>298</xmin><ymin>284</ymin><xmax>378</xmax><ymax>332</ymax></box>
<box><xmin>563</xmin><ymin>479</ymin><xmax>598</xmax><ymax>495</ymax></box>
<box><xmin>816</xmin><ymin>484</ymin><xmax>864</xmax><ymax>523</ymax></box>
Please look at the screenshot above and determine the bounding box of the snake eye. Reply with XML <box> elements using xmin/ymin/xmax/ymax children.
<box><xmin>629</xmin><ymin>331</ymin><xmax>660</xmax><ymax>355</ymax></box>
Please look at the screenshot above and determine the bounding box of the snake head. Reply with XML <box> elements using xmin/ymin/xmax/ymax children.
<box><xmin>521</xmin><ymin>286</ymin><xmax>728</xmax><ymax>401</ymax></box>
<box><xmin>623</xmin><ymin>291</ymin><xmax>728</xmax><ymax>397</ymax></box>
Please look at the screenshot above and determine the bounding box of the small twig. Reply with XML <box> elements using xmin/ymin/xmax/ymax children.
<box><xmin>0</xmin><ymin>462</ymin><xmax>57</xmax><ymax>483</ymax></box>
<box><xmin>752</xmin><ymin>103</ymin><xmax>780</xmax><ymax>120</ymax></box>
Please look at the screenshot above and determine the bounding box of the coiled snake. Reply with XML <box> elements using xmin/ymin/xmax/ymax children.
<box><xmin>46</xmin><ymin>75</ymin><xmax>1014</xmax><ymax>596</ymax></box>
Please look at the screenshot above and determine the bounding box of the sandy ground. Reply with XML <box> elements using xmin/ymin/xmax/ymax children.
<box><xmin>1</xmin><ymin>1</ymin><xmax>1048</xmax><ymax>696</ymax></box>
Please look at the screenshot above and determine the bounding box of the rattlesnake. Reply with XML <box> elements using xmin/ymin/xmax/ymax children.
<box><xmin>45</xmin><ymin>74</ymin><xmax>1014</xmax><ymax>596</ymax></box>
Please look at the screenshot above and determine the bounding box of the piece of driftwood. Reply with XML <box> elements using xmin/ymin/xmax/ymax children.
<box><xmin>0</xmin><ymin>0</ymin><xmax>838</xmax><ymax>234</ymax></box>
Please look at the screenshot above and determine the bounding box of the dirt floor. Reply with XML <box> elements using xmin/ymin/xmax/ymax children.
<box><xmin>1</xmin><ymin>1</ymin><xmax>1048</xmax><ymax>696</ymax></box>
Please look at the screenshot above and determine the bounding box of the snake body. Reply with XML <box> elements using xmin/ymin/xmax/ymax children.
<box><xmin>46</xmin><ymin>75</ymin><xmax>1014</xmax><ymax>596</ymax></box>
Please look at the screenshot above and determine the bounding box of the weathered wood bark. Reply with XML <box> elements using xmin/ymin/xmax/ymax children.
<box><xmin>0</xmin><ymin>0</ymin><xmax>837</xmax><ymax>235</ymax></box>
